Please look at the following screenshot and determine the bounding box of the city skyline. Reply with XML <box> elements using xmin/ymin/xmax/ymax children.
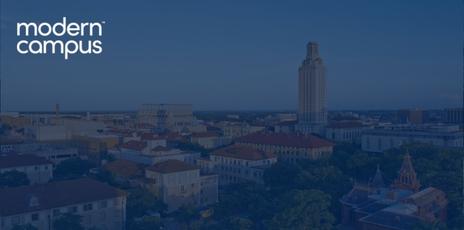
<box><xmin>0</xmin><ymin>0</ymin><xmax>462</xmax><ymax>111</ymax></box>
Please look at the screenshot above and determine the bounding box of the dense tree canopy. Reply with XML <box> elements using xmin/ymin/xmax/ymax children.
<box><xmin>54</xmin><ymin>158</ymin><xmax>94</xmax><ymax>180</ymax></box>
<box><xmin>53</xmin><ymin>214</ymin><xmax>84</xmax><ymax>230</ymax></box>
<box><xmin>126</xmin><ymin>188</ymin><xmax>166</xmax><ymax>219</ymax></box>
<box><xmin>210</xmin><ymin>143</ymin><xmax>463</xmax><ymax>229</ymax></box>
<box><xmin>0</xmin><ymin>170</ymin><xmax>29</xmax><ymax>188</ymax></box>
<box><xmin>270</xmin><ymin>189</ymin><xmax>335</xmax><ymax>230</ymax></box>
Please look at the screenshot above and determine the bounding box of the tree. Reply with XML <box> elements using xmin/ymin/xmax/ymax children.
<box><xmin>0</xmin><ymin>170</ymin><xmax>29</xmax><ymax>188</ymax></box>
<box><xmin>54</xmin><ymin>158</ymin><xmax>94</xmax><ymax>180</ymax></box>
<box><xmin>127</xmin><ymin>216</ymin><xmax>162</xmax><ymax>230</ymax></box>
<box><xmin>270</xmin><ymin>189</ymin><xmax>335</xmax><ymax>230</ymax></box>
<box><xmin>213</xmin><ymin>183</ymin><xmax>275</xmax><ymax>221</ymax></box>
<box><xmin>126</xmin><ymin>188</ymin><xmax>166</xmax><ymax>219</ymax></box>
<box><xmin>53</xmin><ymin>214</ymin><xmax>84</xmax><ymax>230</ymax></box>
<box><xmin>226</xmin><ymin>216</ymin><xmax>254</xmax><ymax>230</ymax></box>
<box><xmin>174</xmin><ymin>205</ymin><xmax>198</xmax><ymax>224</ymax></box>
<box><xmin>263</xmin><ymin>162</ymin><xmax>300</xmax><ymax>192</ymax></box>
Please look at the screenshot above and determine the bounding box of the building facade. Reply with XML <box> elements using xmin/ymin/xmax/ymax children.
<box><xmin>236</xmin><ymin>132</ymin><xmax>333</xmax><ymax>164</ymax></box>
<box><xmin>361</xmin><ymin>124</ymin><xmax>463</xmax><ymax>153</ymax></box>
<box><xmin>145</xmin><ymin>160</ymin><xmax>218</xmax><ymax>212</ymax></box>
<box><xmin>208</xmin><ymin>145</ymin><xmax>277</xmax><ymax>186</ymax></box>
<box><xmin>137</xmin><ymin>104</ymin><xmax>194</xmax><ymax>132</ymax></box>
<box><xmin>445</xmin><ymin>108</ymin><xmax>463</xmax><ymax>124</ymax></box>
<box><xmin>297</xmin><ymin>42</ymin><xmax>327</xmax><ymax>135</ymax></box>
<box><xmin>325</xmin><ymin>121</ymin><xmax>366</xmax><ymax>143</ymax></box>
<box><xmin>0</xmin><ymin>154</ymin><xmax>53</xmax><ymax>185</ymax></box>
<box><xmin>0</xmin><ymin>178</ymin><xmax>127</xmax><ymax>230</ymax></box>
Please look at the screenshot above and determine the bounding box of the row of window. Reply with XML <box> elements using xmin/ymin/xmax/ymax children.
<box><xmin>18</xmin><ymin>199</ymin><xmax>111</xmax><ymax>225</ymax></box>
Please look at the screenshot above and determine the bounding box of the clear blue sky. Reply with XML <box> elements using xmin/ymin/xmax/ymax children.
<box><xmin>0</xmin><ymin>0</ymin><xmax>462</xmax><ymax>111</ymax></box>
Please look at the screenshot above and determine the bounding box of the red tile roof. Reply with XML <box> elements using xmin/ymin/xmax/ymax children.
<box><xmin>236</xmin><ymin>132</ymin><xmax>334</xmax><ymax>148</ymax></box>
<box><xmin>0</xmin><ymin>154</ymin><xmax>52</xmax><ymax>169</ymax></box>
<box><xmin>0</xmin><ymin>178</ymin><xmax>126</xmax><ymax>216</ymax></box>
<box><xmin>191</xmin><ymin>132</ymin><xmax>219</xmax><ymax>138</ymax></box>
<box><xmin>121</xmin><ymin>140</ymin><xmax>147</xmax><ymax>151</ymax></box>
<box><xmin>146</xmin><ymin>160</ymin><xmax>199</xmax><ymax>174</ymax></box>
<box><xmin>103</xmin><ymin>160</ymin><xmax>142</xmax><ymax>178</ymax></box>
<box><xmin>159</xmin><ymin>132</ymin><xmax>182</xmax><ymax>141</ymax></box>
<box><xmin>212</xmin><ymin>145</ymin><xmax>276</xmax><ymax>161</ymax></box>
<box><xmin>141</xmin><ymin>133</ymin><xmax>166</xmax><ymax>141</ymax></box>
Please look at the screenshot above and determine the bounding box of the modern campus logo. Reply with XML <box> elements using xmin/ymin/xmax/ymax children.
<box><xmin>16</xmin><ymin>17</ymin><xmax>104</xmax><ymax>60</ymax></box>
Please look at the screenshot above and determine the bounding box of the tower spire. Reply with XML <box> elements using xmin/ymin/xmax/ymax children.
<box><xmin>370</xmin><ymin>164</ymin><xmax>385</xmax><ymax>188</ymax></box>
<box><xmin>306</xmin><ymin>42</ymin><xmax>320</xmax><ymax>60</ymax></box>
<box><xmin>392</xmin><ymin>152</ymin><xmax>421</xmax><ymax>191</ymax></box>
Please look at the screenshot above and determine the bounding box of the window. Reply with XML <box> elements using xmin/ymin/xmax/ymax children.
<box><xmin>31</xmin><ymin>213</ymin><xmax>39</xmax><ymax>221</ymax></box>
<box><xmin>53</xmin><ymin>209</ymin><xmax>61</xmax><ymax>216</ymax></box>
<box><xmin>113</xmin><ymin>199</ymin><xmax>120</xmax><ymax>207</ymax></box>
<box><xmin>11</xmin><ymin>216</ymin><xmax>20</xmax><ymax>225</ymax></box>
<box><xmin>99</xmin><ymin>212</ymin><xmax>106</xmax><ymax>220</ymax></box>
<box><xmin>68</xmin><ymin>206</ymin><xmax>78</xmax><ymax>213</ymax></box>
<box><xmin>83</xmin><ymin>203</ymin><xmax>93</xmax><ymax>211</ymax></box>
<box><xmin>180</xmin><ymin>185</ymin><xmax>185</xmax><ymax>193</ymax></box>
<box><xmin>99</xmin><ymin>200</ymin><xmax>108</xmax><ymax>209</ymax></box>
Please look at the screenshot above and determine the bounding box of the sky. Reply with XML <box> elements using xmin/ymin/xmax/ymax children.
<box><xmin>0</xmin><ymin>0</ymin><xmax>462</xmax><ymax>111</ymax></box>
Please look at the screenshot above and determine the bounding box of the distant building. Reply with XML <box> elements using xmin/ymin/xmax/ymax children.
<box><xmin>110</xmin><ymin>143</ymin><xmax>200</xmax><ymax>166</ymax></box>
<box><xmin>218</xmin><ymin>122</ymin><xmax>265</xmax><ymax>140</ymax></box>
<box><xmin>145</xmin><ymin>160</ymin><xmax>218</xmax><ymax>212</ymax></box>
<box><xmin>396</xmin><ymin>109</ymin><xmax>423</xmax><ymax>124</ymax></box>
<box><xmin>361</xmin><ymin>124</ymin><xmax>463</xmax><ymax>153</ymax></box>
<box><xmin>296</xmin><ymin>42</ymin><xmax>327</xmax><ymax>135</ymax></box>
<box><xmin>75</xmin><ymin>134</ymin><xmax>119</xmax><ymax>164</ymax></box>
<box><xmin>236</xmin><ymin>132</ymin><xmax>334</xmax><ymax>163</ymax></box>
<box><xmin>4</xmin><ymin>142</ymin><xmax>79</xmax><ymax>164</ymax></box>
<box><xmin>340</xmin><ymin>153</ymin><xmax>447</xmax><ymax>230</ymax></box>
<box><xmin>137</xmin><ymin>104</ymin><xmax>194</xmax><ymax>132</ymax></box>
<box><xmin>0</xmin><ymin>178</ymin><xmax>127</xmax><ymax>230</ymax></box>
<box><xmin>28</xmin><ymin>118</ymin><xmax>106</xmax><ymax>142</ymax></box>
<box><xmin>140</xmin><ymin>133</ymin><xmax>167</xmax><ymax>149</ymax></box>
<box><xmin>325</xmin><ymin>121</ymin><xmax>366</xmax><ymax>143</ymax></box>
<box><xmin>0</xmin><ymin>154</ymin><xmax>53</xmax><ymax>184</ymax></box>
<box><xmin>208</xmin><ymin>145</ymin><xmax>277</xmax><ymax>185</ymax></box>
<box><xmin>273</xmin><ymin>120</ymin><xmax>297</xmax><ymax>134</ymax></box>
<box><xmin>190</xmin><ymin>132</ymin><xmax>225</xmax><ymax>149</ymax></box>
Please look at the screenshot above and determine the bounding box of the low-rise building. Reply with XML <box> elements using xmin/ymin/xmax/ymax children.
<box><xmin>0</xmin><ymin>178</ymin><xmax>127</xmax><ymax>230</ymax></box>
<box><xmin>236</xmin><ymin>132</ymin><xmax>334</xmax><ymax>163</ymax></box>
<box><xmin>325</xmin><ymin>121</ymin><xmax>366</xmax><ymax>143</ymax></box>
<box><xmin>137</xmin><ymin>104</ymin><xmax>194</xmax><ymax>132</ymax></box>
<box><xmin>209</xmin><ymin>145</ymin><xmax>277</xmax><ymax>185</ymax></box>
<box><xmin>361</xmin><ymin>124</ymin><xmax>463</xmax><ymax>153</ymax></box>
<box><xmin>4</xmin><ymin>142</ymin><xmax>79</xmax><ymax>164</ymax></box>
<box><xmin>75</xmin><ymin>134</ymin><xmax>119</xmax><ymax>164</ymax></box>
<box><xmin>110</xmin><ymin>144</ymin><xmax>200</xmax><ymax>166</ymax></box>
<box><xmin>190</xmin><ymin>132</ymin><xmax>224</xmax><ymax>149</ymax></box>
<box><xmin>0</xmin><ymin>154</ymin><xmax>53</xmax><ymax>184</ymax></box>
<box><xmin>217</xmin><ymin>122</ymin><xmax>265</xmax><ymax>140</ymax></box>
<box><xmin>145</xmin><ymin>160</ymin><xmax>218</xmax><ymax>212</ymax></box>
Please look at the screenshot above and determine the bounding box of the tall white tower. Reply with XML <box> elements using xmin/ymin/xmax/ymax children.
<box><xmin>297</xmin><ymin>42</ymin><xmax>327</xmax><ymax>135</ymax></box>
